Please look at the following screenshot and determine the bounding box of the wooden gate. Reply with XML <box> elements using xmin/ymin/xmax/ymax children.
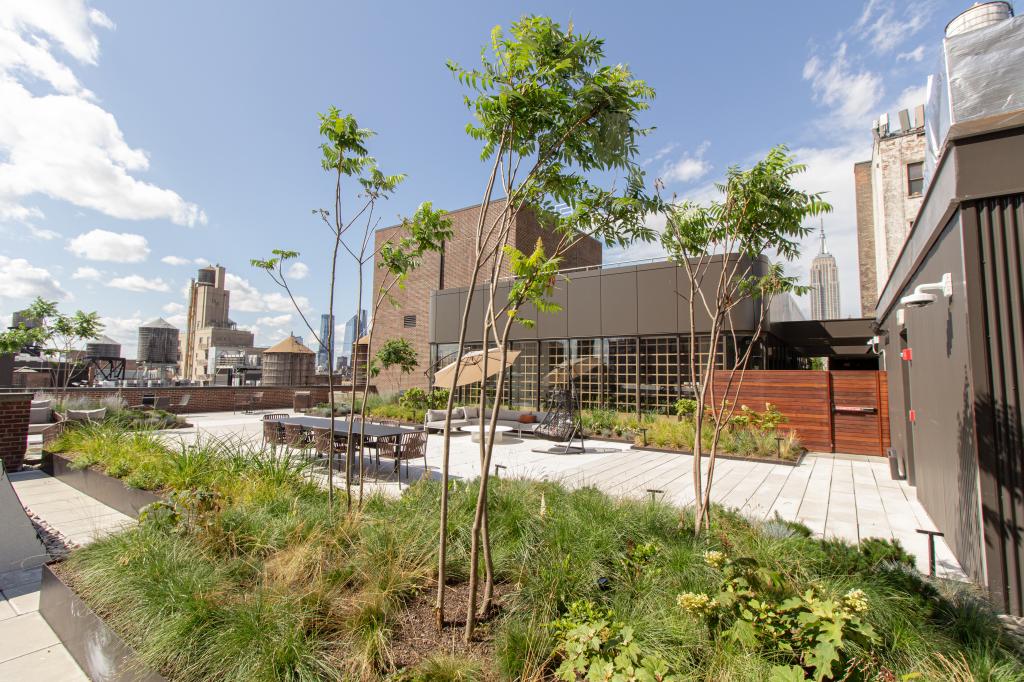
<box><xmin>829</xmin><ymin>371</ymin><xmax>889</xmax><ymax>456</ymax></box>
<box><xmin>708</xmin><ymin>370</ymin><xmax>890</xmax><ymax>456</ymax></box>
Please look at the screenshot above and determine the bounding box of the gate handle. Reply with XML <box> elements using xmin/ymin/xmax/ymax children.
<box><xmin>833</xmin><ymin>405</ymin><xmax>878</xmax><ymax>414</ymax></box>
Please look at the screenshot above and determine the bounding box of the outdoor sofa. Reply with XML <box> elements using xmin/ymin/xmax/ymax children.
<box><xmin>423</xmin><ymin>406</ymin><xmax>549</xmax><ymax>437</ymax></box>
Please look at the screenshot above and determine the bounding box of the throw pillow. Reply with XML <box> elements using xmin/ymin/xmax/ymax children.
<box><xmin>462</xmin><ymin>406</ymin><xmax>479</xmax><ymax>420</ymax></box>
<box><xmin>517</xmin><ymin>413</ymin><xmax>536</xmax><ymax>424</ymax></box>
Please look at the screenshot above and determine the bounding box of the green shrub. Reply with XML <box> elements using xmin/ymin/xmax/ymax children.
<box><xmin>547</xmin><ymin>600</ymin><xmax>675</xmax><ymax>681</ymax></box>
<box><xmin>674</xmin><ymin>398</ymin><xmax>697</xmax><ymax>418</ymax></box>
<box><xmin>677</xmin><ymin>553</ymin><xmax>878</xmax><ymax>681</ymax></box>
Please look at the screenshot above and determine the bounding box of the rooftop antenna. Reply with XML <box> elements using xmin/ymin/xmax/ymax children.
<box><xmin>818</xmin><ymin>219</ymin><xmax>828</xmax><ymax>255</ymax></box>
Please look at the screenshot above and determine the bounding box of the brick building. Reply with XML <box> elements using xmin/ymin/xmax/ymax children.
<box><xmin>854</xmin><ymin>107</ymin><xmax>926</xmax><ymax>315</ymax></box>
<box><xmin>371</xmin><ymin>200</ymin><xmax>602</xmax><ymax>391</ymax></box>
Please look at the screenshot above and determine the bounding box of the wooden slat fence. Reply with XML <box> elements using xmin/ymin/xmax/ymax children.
<box><xmin>706</xmin><ymin>370</ymin><xmax>891</xmax><ymax>456</ymax></box>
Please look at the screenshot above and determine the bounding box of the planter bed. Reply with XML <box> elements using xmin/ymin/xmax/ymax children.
<box><xmin>41</xmin><ymin>451</ymin><xmax>161</xmax><ymax>518</ymax></box>
<box><xmin>628</xmin><ymin>443</ymin><xmax>806</xmax><ymax>467</ymax></box>
<box><xmin>40</xmin><ymin>562</ymin><xmax>166</xmax><ymax>682</ymax></box>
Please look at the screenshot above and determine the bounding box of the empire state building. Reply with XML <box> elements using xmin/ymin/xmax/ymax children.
<box><xmin>809</xmin><ymin>223</ymin><xmax>841</xmax><ymax>320</ymax></box>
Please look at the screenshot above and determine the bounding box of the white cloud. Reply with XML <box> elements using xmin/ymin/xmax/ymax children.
<box><xmin>256</xmin><ymin>313</ymin><xmax>292</xmax><ymax>327</ymax></box>
<box><xmin>160</xmin><ymin>255</ymin><xmax>193</xmax><ymax>266</ymax></box>
<box><xmin>162</xmin><ymin>301</ymin><xmax>185</xmax><ymax>314</ymax></box>
<box><xmin>27</xmin><ymin>225</ymin><xmax>59</xmax><ymax>240</ymax></box>
<box><xmin>803</xmin><ymin>45</ymin><xmax>883</xmax><ymax>130</ymax></box>
<box><xmin>854</xmin><ymin>0</ymin><xmax>929</xmax><ymax>55</ymax></box>
<box><xmin>286</xmin><ymin>261</ymin><xmax>309</xmax><ymax>280</ymax></box>
<box><xmin>226</xmin><ymin>273</ymin><xmax>309</xmax><ymax>313</ymax></box>
<box><xmin>661</xmin><ymin>142</ymin><xmax>711</xmax><ymax>184</ymax></box>
<box><xmin>67</xmin><ymin>228</ymin><xmax>149</xmax><ymax>262</ymax></box>
<box><xmin>98</xmin><ymin>312</ymin><xmax>141</xmax><ymax>358</ymax></box>
<box><xmin>107</xmin><ymin>274</ymin><xmax>170</xmax><ymax>292</ymax></box>
<box><xmin>165</xmin><ymin>313</ymin><xmax>186</xmax><ymax>327</ymax></box>
<box><xmin>642</xmin><ymin>143</ymin><xmax>677</xmax><ymax>167</ymax></box>
<box><xmin>0</xmin><ymin>1</ymin><xmax>207</xmax><ymax>227</ymax></box>
<box><xmin>72</xmin><ymin>266</ymin><xmax>101</xmax><ymax>280</ymax></box>
<box><xmin>897</xmin><ymin>45</ymin><xmax>926</xmax><ymax>62</ymax></box>
<box><xmin>0</xmin><ymin>255</ymin><xmax>67</xmax><ymax>300</ymax></box>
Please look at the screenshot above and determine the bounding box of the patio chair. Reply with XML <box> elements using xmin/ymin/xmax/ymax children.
<box><xmin>283</xmin><ymin>422</ymin><xmax>311</xmax><ymax>457</ymax></box>
<box><xmin>311</xmin><ymin>427</ymin><xmax>345</xmax><ymax>468</ymax></box>
<box><xmin>262</xmin><ymin>417</ymin><xmax>286</xmax><ymax>447</ymax></box>
<box><xmin>167</xmin><ymin>394</ymin><xmax>191</xmax><ymax>414</ymax></box>
<box><xmin>247</xmin><ymin>392</ymin><xmax>264</xmax><ymax>414</ymax></box>
<box><xmin>378</xmin><ymin>430</ymin><xmax>428</xmax><ymax>489</ymax></box>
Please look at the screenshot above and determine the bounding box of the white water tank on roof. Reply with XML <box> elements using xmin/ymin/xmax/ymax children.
<box><xmin>946</xmin><ymin>2</ymin><xmax>1014</xmax><ymax>37</ymax></box>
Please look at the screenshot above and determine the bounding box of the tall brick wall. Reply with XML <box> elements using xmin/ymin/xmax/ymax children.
<box><xmin>372</xmin><ymin>200</ymin><xmax>602</xmax><ymax>392</ymax></box>
<box><xmin>870</xmin><ymin>130</ymin><xmax>925</xmax><ymax>296</ymax></box>
<box><xmin>854</xmin><ymin>161</ymin><xmax>877</xmax><ymax>316</ymax></box>
<box><xmin>0</xmin><ymin>393</ymin><xmax>31</xmax><ymax>472</ymax></box>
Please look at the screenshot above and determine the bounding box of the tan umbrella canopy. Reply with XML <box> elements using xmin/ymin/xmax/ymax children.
<box><xmin>543</xmin><ymin>355</ymin><xmax>603</xmax><ymax>384</ymax></box>
<box><xmin>432</xmin><ymin>348</ymin><xmax>522</xmax><ymax>389</ymax></box>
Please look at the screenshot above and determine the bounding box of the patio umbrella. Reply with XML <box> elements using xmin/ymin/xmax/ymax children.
<box><xmin>432</xmin><ymin>348</ymin><xmax>522</xmax><ymax>389</ymax></box>
<box><xmin>543</xmin><ymin>355</ymin><xmax>602</xmax><ymax>384</ymax></box>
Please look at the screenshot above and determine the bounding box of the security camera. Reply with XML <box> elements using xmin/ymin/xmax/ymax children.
<box><xmin>899</xmin><ymin>273</ymin><xmax>952</xmax><ymax>309</ymax></box>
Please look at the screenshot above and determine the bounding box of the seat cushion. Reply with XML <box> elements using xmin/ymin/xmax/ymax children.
<box><xmin>498</xmin><ymin>409</ymin><xmax>520</xmax><ymax>421</ymax></box>
<box><xmin>425</xmin><ymin>409</ymin><xmax>447</xmax><ymax>423</ymax></box>
<box><xmin>66</xmin><ymin>408</ymin><xmax>106</xmax><ymax>422</ymax></box>
<box><xmin>29</xmin><ymin>406</ymin><xmax>52</xmax><ymax>425</ymax></box>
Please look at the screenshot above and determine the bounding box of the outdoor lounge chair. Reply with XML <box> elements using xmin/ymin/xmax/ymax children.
<box><xmin>28</xmin><ymin>400</ymin><xmax>65</xmax><ymax>448</ymax></box>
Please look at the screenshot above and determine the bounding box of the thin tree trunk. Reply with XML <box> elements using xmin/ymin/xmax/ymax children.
<box><xmin>465</xmin><ymin>316</ymin><xmax>514</xmax><ymax>641</ymax></box>
<box><xmin>327</xmin><ymin>220</ymin><xmax>343</xmax><ymax>509</ymax></box>
<box><xmin>344</xmin><ymin>256</ymin><xmax>364</xmax><ymax>513</ymax></box>
<box><xmin>435</xmin><ymin>170</ymin><xmax>499</xmax><ymax>631</ymax></box>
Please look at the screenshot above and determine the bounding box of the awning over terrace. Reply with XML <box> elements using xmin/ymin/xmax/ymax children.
<box><xmin>770</xmin><ymin>318</ymin><xmax>877</xmax><ymax>358</ymax></box>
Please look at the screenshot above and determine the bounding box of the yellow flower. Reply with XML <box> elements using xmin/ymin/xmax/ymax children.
<box><xmin>703</xmin><ymin>550</ymin><xmax>726</xmax><ymax>568</ymax></box>
<box><xmin>842</xmin><ymin>588</ymin><xmax>869</xmax><ymax>614</ymax></box>
<box><xmin>677</xmin><ymin>592</ymin><xmax>718</xmax><ymax>615</ymax></box>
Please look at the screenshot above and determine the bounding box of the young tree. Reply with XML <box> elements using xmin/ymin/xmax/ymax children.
<box><xmin>252</xmin><ymin>106</ymin><xmax>402</xmax><ymax>509</ymax></box>
<box><xmin>374</xmin><ymin>337</ymin><xmax>417</xmax><ymax>392</ymax></box>
<box><xmin>352</xmin><ymin>203</ymin><xmax>450</xmax><ymax>503</ymax></box>
<box><xmin>0</xmin><ymin>298</ymin><xmax>103</xmax><ymax>389</ymax></box>
<box><xmin>659</xmin><ymin>145</ymin><xmax>830</xmax><ymax>534</ymax></box>
<box><xmin>438</xmin><ymin>16</ymin><xmax>658</xmax><ymax>639</ymax></box>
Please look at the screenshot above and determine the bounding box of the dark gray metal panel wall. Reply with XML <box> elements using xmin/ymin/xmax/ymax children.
<box><xmin>879</xmin><ymin>211</ymin><xmax>985</xmax><ymax>586</ymax></box>
<box><xmin>966</xmin><ymin>196</ymin><xmax>1024</xmax><ymax>615</ymax></box>
<box><xmin>566</xmin><ymin>271</ymin><xmax>601</xmax><ymax>338</ymax></box>
<box><xmin>430</xmin><ymin>259</ymin><xmax>764</xmax><ymax>344</ymax></box>
<box><xmin>637</xmin><ymin>264</ymin><xmax>679</xmax><ymax>334</ymax></box>
<box><xmin>601</xmin><ymin>271</ymin><xmax>638</xmax><ymax>336</ymax></box>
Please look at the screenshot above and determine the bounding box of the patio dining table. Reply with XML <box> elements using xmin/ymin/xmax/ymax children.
<box><xmin>279</xmin><ymin>416</ymin><xmax>424</xmax><ymax>471</ymax></box>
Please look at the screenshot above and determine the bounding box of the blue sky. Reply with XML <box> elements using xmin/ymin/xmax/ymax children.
<box><xmin>1</xmin><ymin>0</ymin><xmax>963</xmax><ymax>356</ymax></box>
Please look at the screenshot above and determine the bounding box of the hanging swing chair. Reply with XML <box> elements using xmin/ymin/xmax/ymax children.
<box><xmin>533</xmin><ymin>378</ymin><xmax>587</xmax><ymax>454</ymax></box>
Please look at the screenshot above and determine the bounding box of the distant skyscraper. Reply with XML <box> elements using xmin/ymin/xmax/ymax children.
<box><xmin>809</xmin><ymin>223</ymin><xmax>841</xmax><ymax>320</ymax></box>
<box><xmin>342</xmin><ymin>310</ymin><xmax>367</xmax><ymax>358</ymax></box>
<box><xmin>316</xmin><ymin>314</ymin><xmax>334</xmax><ymax>372</ymax></box>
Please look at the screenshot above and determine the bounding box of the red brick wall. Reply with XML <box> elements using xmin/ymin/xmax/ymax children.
<box><xmin>371</xmin><ymin>200</ymin><xmax>602</xmax><ymax>391</ymax></box>
<box><xmin>39</xmin><ymin>386</ymin><xmax>332</xmax><ymax>414</ymax></box>
<box><xmin>0</xmin><ymin>393</ymin><xmax>31</xmax><ymax>472</ymax></box>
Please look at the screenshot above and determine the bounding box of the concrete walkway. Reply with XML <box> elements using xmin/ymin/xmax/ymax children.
<box><xmin>0</xmin><ymin>470</ymin><xmax>134</xmax><ymax>681</ymax></box>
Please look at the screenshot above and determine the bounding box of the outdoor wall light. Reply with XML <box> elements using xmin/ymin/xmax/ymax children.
<box><xmin>900</xmin><ymin>273</ymin><xmax>953</xmax><ymax>308</ymax></box>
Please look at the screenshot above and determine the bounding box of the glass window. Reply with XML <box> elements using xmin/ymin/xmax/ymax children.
<box><xmin>571</xmin><ymin>338</ymin><xmax>603</xmax><ymax>411</ymax></box>
<box><xmin>602</xmin><ymin>337</ymin><xmax>637</xmax><ymax>412</ymax></box>
<box><xmin>506</xmin><ymin>341</ymin><xmax>539</xmax><ymax>410</ymax></box>
<box><xmin>907</xmin><ymin>161</ymin><xmax>924</xmax><ymax>196</ymax></box>
<box><xmin>539</xmin><ymin>340</ymin><xmax>570</xmax><ymax>409</ymax></box>
<box><xmin>639</xmin><ymin>336</ymin><xmax>678</xmax><ymax>414</ymax></box>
